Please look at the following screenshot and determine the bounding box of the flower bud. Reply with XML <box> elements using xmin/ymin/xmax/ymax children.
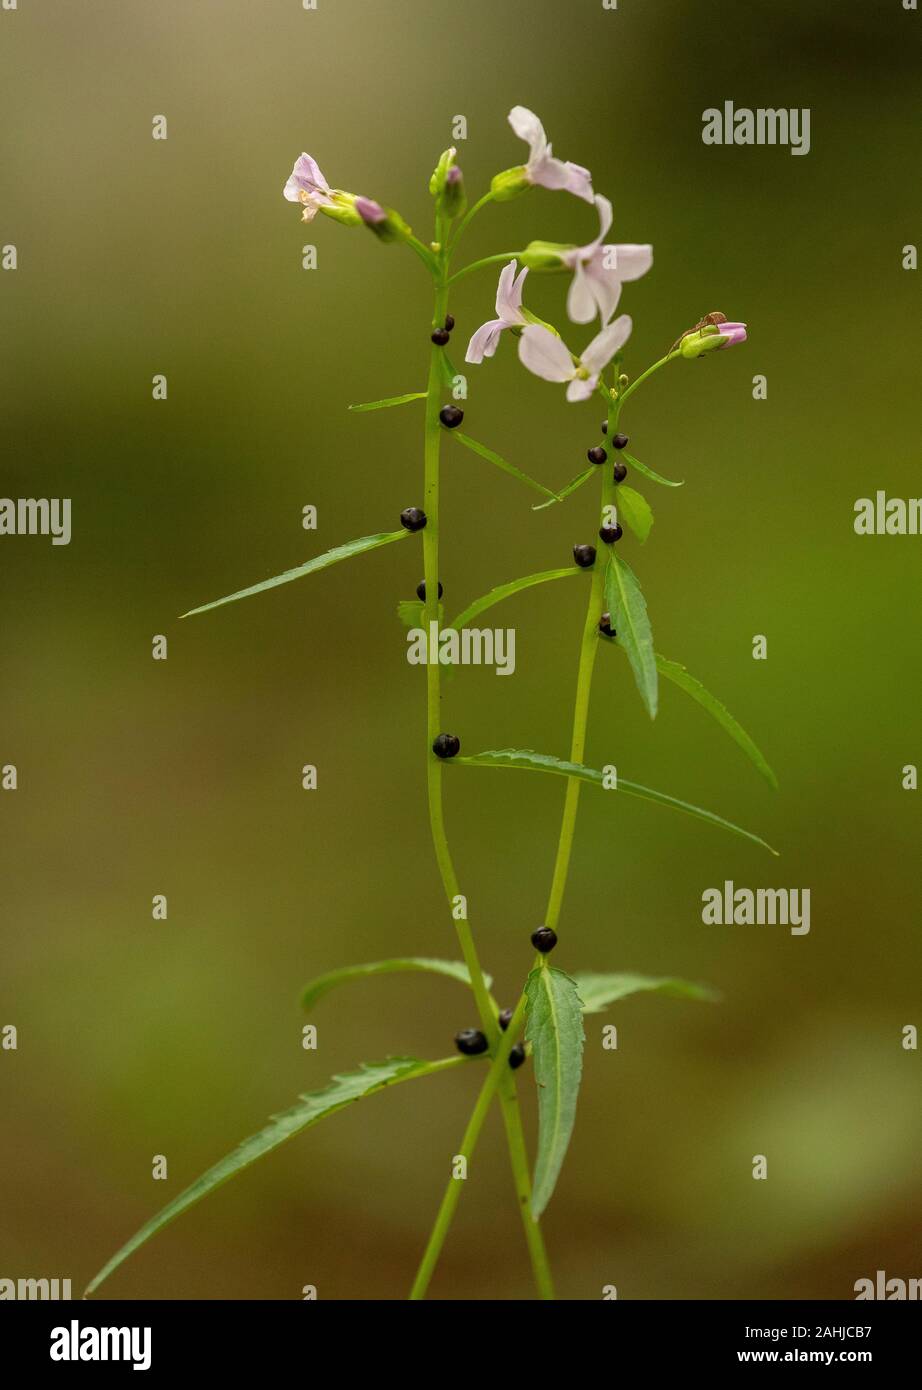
<box><xmin>518</xmin><ymin>240</ymin><xmax>572</xmax><ymax>271</ymax></box>
<box><xmin>490</xmin><ymin>165</ymin><xmax>531</xmax><ymax>201</ymax></box>
<box><xmin>443</xmin><ymin>164</ymin><xmax>466</xmax><ymax>218</ymax></box>
<box><xmin>428</xmin><ymin>146</ymin><xmax>456</xmax><ymax>197</ymax></box>
<box><xmin>679</xmin><ymin>322</ymin><xmax>747</xmax><ymax>358</ymax></box>
<box><xmin>355</xmin><ymin>197</ymin><xmax>412</xmax><ymax>244</ymax></box>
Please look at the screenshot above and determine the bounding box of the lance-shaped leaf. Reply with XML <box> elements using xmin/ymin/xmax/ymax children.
<box><xmin>451</xmin><ymin>748</ymin><xmax>778</xmax><ymax>854</ymax></box>
<box><xmin>348</xmin><ymin>392</ymin><xmax>426</xmax><ymax>412</ymax></box>
<box><xmin>572</xmin><ymin>972</ymin><xmax>720</xmax><ymax>1014</ymax></box>
<box><xmin>85</xmin><ymin>1054</ymin><xmax>467</xmax><ymax>1297</ymax></box>
<box><xmin>622</xmin><ymin>451</ymin><xmax>683</xmax><ymax>488</ymax></box>
<box><xmin>531</xmin><ymin>465</ymin><xmax>594</xmax><ymax>511</ymax></box>
<box><xmin>302</xmin><ymin>958</ymin><xmax>491</xmax><ymax>1011</ymax></box>
<box><xmin>613</xmin><ymin>484</ymin><xmax>654</xmax><ymax>543</ymax></box>
<box><xmin>452</xmin><ymin>432</ymin><xmax>560</xmax><ymax>502</ymax></box>
<box><xmin>525</xmin><ymin>966</ymin><xmax>585</xmax><ymax>1219</ymax></box>
<box><xmin>604</xmin><ymin>552</ymin><xmax>658</xmax><ymax>719</ymax></box>
<box><xmin>180</xmin><ymin>530</ymin><xmax>408</xmax><ymax>619</ymax></box>
<box><xmin>656</xmin><ymin>656</ymin><xmax>778</xmax><ymax>788</ymax></box>
<box><xmin>447</xmin><ymin>567</ymin><xmax>580</xmax><ymax>631</ymax></box>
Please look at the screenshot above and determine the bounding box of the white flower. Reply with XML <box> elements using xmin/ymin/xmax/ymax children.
<box><xmin>508</xmin><ymin>106</ymin><xmax>594</xmax><ymax>203</ymax></box>
<box><xmin>563</xmin><ymin>196</ymin><xmax>653</xmax><ymax>324</ymax></box>
<box><xmin>465</xmin><ymin>260</ymin><xmax>529</xmax><ymax>364</ymax></box>
<box><xmin>518</xmin><ymin>318</ymin><xmax>633</xmax><ymax>402</ymax></box>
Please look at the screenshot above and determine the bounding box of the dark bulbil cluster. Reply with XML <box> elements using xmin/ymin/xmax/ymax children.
<box><xmin>431</xmin><ymin>313</ymin><xmax>456</xmax><ymax>347</ymax></box>
<box><xmin>531</xmin><ymin>926</ymin><xmax>558</xmax><ymax>953</ymax></box>
<box><xmin>416</xmin><ymin>579</ymin><xmax>443</xmax><ymax>601</ymax></box>
<box><xmin>432</xmin><ymin>732</ymin><xmax>460</xmax><ymax>759</ymax></box>
<box><xmin>573</xmin><ymin>543</ymin><xmax>596</xmax><ymax>569</ymax></box>
<box><xmin>599</xmin><ymin>522</ymin><xmax>623</xmax><ymax>544</ymax></box>
<box><xmin>439</xmin><ymin>404</ymin><xmax>464</xmax><ymax>429</ymax></box>
<box><xmin>598</xmin><ymin>612</ymin><xmax>617</xmax><ymax>639</ymax></box>
<box><xmin>508</xmin><ymin>1043</ymin><xmax>526</xmax><ymax>1070</ymax></box>
<box><xmin>400</xmin><ymin>506</ymin><xmax>427</xmax><ymax>532</ymax></box>
<box><xmin>587</xmin><ymin>445</ymin><xmax>607</xmax><ymax>465</ymax></box>
<box><xmin>454</xmin><ymin>1028</ymin><xmax>488</xmax><ymax>1056</ymax></box>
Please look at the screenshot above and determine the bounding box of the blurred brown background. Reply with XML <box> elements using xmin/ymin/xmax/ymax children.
<box><xmin>1</xmin><ymin>0</ymin><xmax>920</xmax><ymax>1299</ymax></box>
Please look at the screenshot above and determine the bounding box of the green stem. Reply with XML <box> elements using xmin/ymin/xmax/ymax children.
<box><xmin>544</xmin><ymin>392</ymin><xmax>621</xmax><ymax>931</ymax></box>
<box><xmin>447</xmin><ymin>251</ymin><xmax>522</xmax><ymax>286</ymax></box>
<box><xmin>618</xmin><ymin>351</ymin><xmax>678</xmax><ymax>407</ymax></box>
<box><xmin>447</xmin><ymin>190</ymin><xmax>495</xmax><ymax>253</ymax></box>
<box><xmin>415</xmin><ymin>259</ymin><xmax>554</xmax><ymax>1298</ymax></box>
<box><xmin>409</xmin><ymin>982</ymin><xmax>546</xmax><ymax>1299</ymax></box>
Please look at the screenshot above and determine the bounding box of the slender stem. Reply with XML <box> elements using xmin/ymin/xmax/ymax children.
<box><xmin>409</xmin><ymin>1061</ymin><xmax>498</xmax><ymax>1300</ymax></box>
<box><xmin>544</xmin><ymin>392</ymin><xmax>621</xmax><ymax>931</ymax></box>
<box><xmin>447</xmin><ymin>251</ymin><xmax>522</xmax><ymax>286</ymax></box>
<box><xmin>498</xmin><ymin>1071</ymin><xmax>555</xmax><ymax>1299</ymax></box>
<box><xmin>409</xmin><ymin>982</ymin><xmax>542</xmax><ymax>1299</ymax></box>
<box><xmin>447</xmin><ymin>189</ymin><xmax>495</xmax><ymax>254</ymax></box>
<box><xmin>414</xmin><ymin>244</ymin><xmax>554</xmax><ymax>1299</ymax></box>
<box><xmin>423</xmin><ymin>280</ymin><xmax>496</xmax><ymax>1036</ymax></box>
<box><xmin>618</xmin><ymin>351</ymin><xmax>678</xmax><ymax>407</ymax></box>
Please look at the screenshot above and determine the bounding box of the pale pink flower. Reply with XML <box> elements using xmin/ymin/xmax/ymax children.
<box><xmin>465</xmin><ymin>260</ymin><xmax>529</xmax><ymax>364</ymax></box>
<box><xmin>518</xmin><ymin>318</ymin><xmax>633</xmax><ymax>402</ymax></box>
<box><xmin>283</xmin><ymin>153</ymin><xmax>334</xmax><ymax>221</ymax></box>
<box><xmin>564</xmin><ymin>196</ymin><xmax>653</xmax><ymax>325</ymax></box>
<box><xmin>508</xmin><ymin>106</ymin><xmax>594</xmax><ymax>203</ymax></box>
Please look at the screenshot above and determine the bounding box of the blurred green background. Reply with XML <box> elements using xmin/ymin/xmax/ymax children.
<box><xmin>2</xmin><ymin>0</ymin><xmax>920</xmax><ymax>1301</ymax></box>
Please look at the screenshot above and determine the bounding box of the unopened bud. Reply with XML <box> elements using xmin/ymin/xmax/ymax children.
<box><xmin>355</xmin><ymin>197</ymin><xmax>412</xmax><ymax>243</ymax></box>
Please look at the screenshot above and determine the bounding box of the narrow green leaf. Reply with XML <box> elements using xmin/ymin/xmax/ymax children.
<box><xmin>572</xmin><ymin>972</ymin><xmax>720</xmax><ymax>1014</ymax></box>
<box><xmin>531</xmin><ymin>465</ymin><xmax>594</xmax><ymax>511</ymax></box>
<box><xmin>525</xmin><ymin>967</ymin><xmax>585</xmax><ymax>1219</ymax></box>
<box><xmin>348</xmin><ymin>392</ymin><xmax>426</xmax><ymax>412</ymax></box>
<box><xmin>85</xmin><ymin>1055</ymin><xmax>466</xmax><ymax>1296</ymax></box>
<box><xmin>180</xmin><ymin>530</ymin><xmax>408</xmax><ymax>619</ymax></box>
<box><xmin>604</xmin><ymin>552</ymin><xmax>658</xmax><ymax>719</ymax></box>
<box><xmin>614</xmin><ymin>485</ymin><xmax>654</xmax><ymax>543</ymax></box>
<box><xmin>447</xmin><ymin>567</ymin><xmax>580</xmax><ymax>632</ymax></box>
<box><xmin>452</xmin><ymin>432</ymin><xmax>560</xmax><ymax>502</ymax></box>
<box><xmin>302</xmin><ymin>958</ymin><xmax>492</xmax><ymax>1011</ymax></box>
<box><xmin>656</xmin><ymin>656</ymin><xmax>778</xmax><ymax>788</ymax></box>
<box><xmin>451</xmin><ymin>748</ymin><xmax>778</xmax><ymax>854</ymax></box>
<box><xmin>622</xmin><ymin>451</ymin><xmax>684</xmax><ymax>488</ymax></box>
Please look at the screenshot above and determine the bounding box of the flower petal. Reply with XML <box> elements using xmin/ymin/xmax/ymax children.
<box><xmin>528</xmin><ymin>150</ymin><xmax>572</xmax><ymax>191</ymax></box>
<box><xmin>465</xmin><ymin>319</ymin><xmax>506</xmax><ymax>364</ymax></box>
<box><xmin>592</xmin><ymin>194</ymin><xmax>614</xmax><ymax>245</ymax></box>
<box><xmin>508</xmin><ymin>105</ymin><xmax>547</xmax><ymax>160</ymax></box>
<box><xmin>518</xmin><ymin>325</ymin><xmax>574</xmax><ymax>383</ymax></box>
<box><xmin>580</xmin><ymin>253</ymin><xmax>623</xmax><ymax>325</ymax></box>
<box><xmin>566</xmin><ymin>263</ymin><xmax>599</xmax><ymax>325</ymax></box>
<box><xmin>581</xmin><ymin>314</ymin><xmax>633</xmax><ymax>373</ymax></box>
<box><xmin>495</xmin><ymin>260</ymin><xmax>528</xmax><ymax>321</ymax></box>
<box><xmin>283</xmin><ymin>152</ymin><xmax>329</xmax><ymax>202</ymax></box>
<box><xmin>566</xmin><ymin>374</ymin><xmax>596</xmax><ymax>402</ymax></box>
<box><xmin>564</xmin><ymin>160</ymin><xmax>595</xmax><ymax>204</ymax></box>
<box><xmin>609</xmin><ymin>243</ymin><xmax>653</xmax><ymax>281</ymax></box>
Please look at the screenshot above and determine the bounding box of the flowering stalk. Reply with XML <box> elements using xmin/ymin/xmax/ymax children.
<box><xmin>85</xmin><ymin>109</ymin><xmax>770</xmax><ymax>1306</ymax></box>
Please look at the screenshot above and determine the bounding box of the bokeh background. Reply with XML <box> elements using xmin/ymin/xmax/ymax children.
<box><xmin>2</xmin><ymin>0</ymin><xmax>920</xmax><ymax>1301</ymax></box>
